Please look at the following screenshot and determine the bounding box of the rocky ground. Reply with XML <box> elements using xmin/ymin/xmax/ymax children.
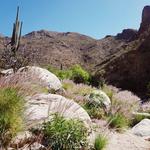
<box><xmin>0</xmin><ymin>66</ymin><xmax>150</xmax><ymax>150</ymax></box>
<box><xmin>106</xmin><ymin>130</ymin><xmax>150</xmax><ymax>150</ymax></box>
<box><xmin>93</xmin><ymin>119</ymin><xmax>150</xmax><ymax>150</ymax></box>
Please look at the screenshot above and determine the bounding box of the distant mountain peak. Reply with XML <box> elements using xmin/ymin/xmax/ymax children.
<box><xmin>139</xmin><ymin>5</ymin><xmax>150</xmax><ymax>34</ymax></box>
<box><xmin>116</xmin><ymin>29</ymin><xmax>138</xmax><ymax>41</ymax></box>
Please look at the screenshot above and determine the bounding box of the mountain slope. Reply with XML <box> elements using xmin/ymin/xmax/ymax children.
<box><xmin>95</xmin><ymin>6</ymin><xmax>150</xmax><ymax>97</ymax></box>
<box><xmin>1</xmin><ymin>6</ymin><xmax>150</xmax><ymax>97</ymax></box>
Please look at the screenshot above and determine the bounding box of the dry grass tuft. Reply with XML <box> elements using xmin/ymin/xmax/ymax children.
<box><xmin>62</xmin><ymin>79</ymin><xmax>96</xmax><ymax>104</ymax></box>
<box><xmin>111</xmin><ymin>90</ymin><xmax>141</xmax><ymax>117</ymax></box>
<box><xmin>141</xmin><ymin>101</ymin><xmax>150</xmax><ymax>113</ymax></box>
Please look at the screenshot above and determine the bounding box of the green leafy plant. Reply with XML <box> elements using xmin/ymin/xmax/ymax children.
<box><xmin>94</xmin><ymin>134</ymin><xmax>108</xmax><ymax>150</ymax></box>
<box><xmin>42</xmin><ymin>113</ymin><xmax>88</xmax><ymax>150</ymax></box>
<box><xmin>47</xmin><ymin>64</ymin><xmax>91</xmax><ymax>84</ymax></box>
<box><xmin>130</xmin><ymin>114</ymin><xmax>150</xmax><ymax>127</ymax></box>
<box><xmin>47</xmin><ymin>65</ymin><xmax>72</xmax><ymax>80</ymax></box>
<box><xmin>70</xmin><ymin>64</ymin><xmax>90</xmax><ymax>84</ymax></box>
<box><xmin>83</xmin><ymin>104</ymin><xmax>105</xmax><ymax>119</ymax></box>
<box><xmin>57</xmin><ymin>70</ymin><xmax>72</xmax><ymax>80</ymax></box>
<box><xmin>108</xmin><ymin>113</ymin><xmax>129</xmax><ymax>132</ymax></box>
<box><xmin>101</xmin><ymin>84</ymin><xmax>114</xmax><ymax>100</ymax></box>
<box><xmin>0</xmin><ymin>87</ymin><xmax>25</xmax><ymax>149</ymax></box>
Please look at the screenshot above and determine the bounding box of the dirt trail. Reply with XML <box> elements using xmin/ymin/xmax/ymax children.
<box><xmin>105</xmin><ymin>130</ymin><xmax>150</xmax><ymax>150</ymax></box>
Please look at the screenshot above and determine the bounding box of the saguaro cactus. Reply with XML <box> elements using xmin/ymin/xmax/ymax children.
<box><xmin>11</xmin><ymin>6</ymin><xmax>23</xmax><ymax>57</ymax></box>
<box><xmin>0</xmin><ymin>6</ymin><xmax>24</xmax><ymax>72</ymax></box>
<box><xmin>10</xmin><ymin>6</ymin><xmax>23</xmax><ymax>72</ymax></box>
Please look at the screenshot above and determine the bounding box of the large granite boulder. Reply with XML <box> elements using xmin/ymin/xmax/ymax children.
<box><xmin>18</xmin><ymin>66</ymin><xmax>62</xmax><ymax>91</ymax></box>
<box><xmin>25</xmin><ymin>94</ymin><xmax>92</xmax><ymax>130</ymax></box>
<box><xmin>10</xmin><ymin>94</ymin><xmax>93</xmax><ymax>149</ymax></box>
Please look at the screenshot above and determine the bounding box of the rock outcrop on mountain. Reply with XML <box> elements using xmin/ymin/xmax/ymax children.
<box><xmin>95</xmin><ymin>6</ymin><xmax>150</xmax><ymax>97</ymax></box>
<box><xmin>1</xmin><ymin>6</ymin><xmax>150</xmax><ymax>97</ymax></box>
<box><xmin>116</xmin><ymin>29</ymin><xmax>138</xmax><ymax>41</ymax></box>
<box><xmin>139</xmin><ymin>6</ymin><xmax>150</xmax><ymax>34</ymax></box>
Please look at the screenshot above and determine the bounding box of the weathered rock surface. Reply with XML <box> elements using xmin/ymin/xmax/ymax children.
<box><xmin>139</xmin><ymin>6</ymin><xmax>150</xmax><ymax>34</ymax></box>
<box><xmin>18</xmin><ymin>66</ymin><xmax>62</xmax><ymax>90</ymax></box>
<box><xmin>25</xmin><ymin>93</ymin><xmax>92</xmax><ymax>129</ymax></box>
<box><xmin>95</xmin><ymin>5</ymin><xmax>150</xmax><ymax>97</ymax></box>
<box><xmin>116</xmin><ymin>29</ymin><xmax>138</xmax><ymax>41</ymax></box>
<box><xmin>132</xmin><ymin>119</ymin><xmax>150</xmax><ymax>137</ymax></box>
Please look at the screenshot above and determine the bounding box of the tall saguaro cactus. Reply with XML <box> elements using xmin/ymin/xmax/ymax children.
<box><xmin>11</xmin><ymin>6</ymin><xmax>23</xmax><ymax>56</ymax></box>
<box><xmin>1</xmin><ymin>7</ymin><xmax>28</xmax><ymax>72</ymax></box>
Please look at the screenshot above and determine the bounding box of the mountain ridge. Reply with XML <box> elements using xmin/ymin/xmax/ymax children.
<box><xmin>1</xmin><ymin>6</ymin><xmax>150</xmax><ymax>97</ymax></box>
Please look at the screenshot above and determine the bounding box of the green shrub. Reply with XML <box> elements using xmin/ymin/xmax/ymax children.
<box><xmin>101</xmin><ymin>85</ymin><xmax>114</xmax><ymax>100</ymax></box>
<box><xmin>57</xmin><ymin>70</ymin><xmax>72</xmax><ymax>80</ymax></box>
<box><xmin>130</xmin><ymin>114</ymin><xmax>150</xmax><ymax>127</ymax></box>
<box><xmin>47</xmin><ymin>64</ymin><xmax>90</xmax><ymax>84</ymax></box>
<box><xmin>42</xmin><ymin>113</ymin><xmax>88</xmax><ymax>150</ymax></box>
<box><xmin>83</xmin><ymin>104</ymin><xmax>105</xmax><ymax>119</ymax></box>
<box><xmin>47</xmin><ymin>65</ymin><xmax>58</xmax><ymax>76</ymax></box>
<box><xmin>47</xmin><ymin>65</ymin><xmax>70</xmax><ymax>80</ymax></box>
<box><xmin>0</xmin><ymin>87</ymin><xmax>25</xmax><ymax>148</ymax></box>
<box><xmin>70</xmin><ymin>65</ymin><xmax>90</xmax><ymax>84</ymax></box>
<box><xmin>108</xmin><ymin>113</ymin><xmax>129</xmax><ymax>132</ymax></box>
<box><xmin>94</xmin><ymin>134</ymin><xmax>108</xmax><ymax>150</ymax></box>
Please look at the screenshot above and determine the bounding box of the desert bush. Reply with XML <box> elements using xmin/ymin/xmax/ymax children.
<box><xmin>47</xmin><ymin>66</ymin><xmax>72</xmax><ymax>80</ymax></box>
<box><xmin>90</xmin><ymin>70</ymin><xmax>106</xmax><ymax>88</ymax></box>
<box><xmin>0</xmin><ymin>87</ymin><xmax>25</xmax><ymax>149</ymax></box>
<box><xmin>83</xmin><ymin>104</ymin><xmax>105</xmax><ymax>119</ymax></box>
<box><xmin>41</xmin><ymin>113</ymin><xmax>88</xmax><ymax>150</ymax></box>
<box><xmin>62</xmin><ymin>80</ymin><xmax>105</xmax><ymax>119</ymax></box>
<box><xmin>141</xmin><ymin>101</ymin><xmax>150</xmax><ymax>113</ymax></box>
<box><xmin>83</xmin><ymin>90</ymin><xmax>111</xmax><ymax>119</ymax></box>
<box><xmin>107</xmin><ymin>90</ymin><xmax>141</xmax><ymax>131</ymax></box>
<box><xmin>62</xmin><ymin>80</ymin><xmax>111</xmax><ymax>119</ymax></box>
<box><xmin>47</xmin><ymin>64</ymin><xmax>91</xmax><ymax>84</ymax></box>
<box><xmin>110</xmin><ymin>90</ymin><xmax>141</xmax><ymax>119</ymax></box>
<box><xmin>57</xmin><ymin>70</ymin><xmax>72</xmax><ymax>80</ymax></box>
<box><xmin>130</xmin><ymin>114</ymin><xmax>150</xmax><ymax>127</ymax></box>
<box><xmin>108</xmin><ymin>113</ymin><xmax>129</xmax><ymax>132</ymax></box>
<box><xmin>94</xmin><ymin>134</ymin><xmax>108</xmax><ymax>150</ymax></box>
<box><xmin>70</xmin><ymin>64</ymin><xmax>90</xmax><ymax>84</ymax></box>
<box><xmin>101</xmin><ymin>84</ymin><xmax>119</xmax><ymax>100</ymax></box>
<box><xmin>62</xmin><ymin>79</ymin><xmax>95</xmax><ymax>104</ymax></box>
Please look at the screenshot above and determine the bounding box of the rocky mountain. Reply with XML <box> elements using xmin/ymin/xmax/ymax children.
<box><xmin>1</xmin><ymin>6</ymin><xmax>150</xmax><ymax>97</ymax></box>
<box><xmin>95</xmin><ymin>5</ymin><xmax>150</xmax><ymax>97</ymax></box>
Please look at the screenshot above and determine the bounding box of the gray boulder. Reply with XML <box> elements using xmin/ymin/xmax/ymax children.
<box><xmin>18</xmin><ymin>66</ymin><xmax>62</xmax><ymax>91</ymax></box>
<box><xmin>132</xmin><ymin>119</ymin><xmax>150</xmax><ymax>138</ymax></box>
<box><xmin>87</xmin><ymin>90</ymin><xmax>111</xmax><ymax>109</ymax></box>
<box><xmin>25</xmin><ymin>93</ymin><xmax>92</xmax><ymax>130</ymax></box>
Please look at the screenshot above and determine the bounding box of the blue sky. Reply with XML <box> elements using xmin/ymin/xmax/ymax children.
<box><xmin>0</xmin><ymin>0</ymin><xmax>150</xmax><ymax>39</ymax></box>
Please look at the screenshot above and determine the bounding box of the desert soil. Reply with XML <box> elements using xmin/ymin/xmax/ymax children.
<box><xmin>105</xmin><ymin>130</ymin><xmax>150</xmax><ymax>150</ymax></box>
